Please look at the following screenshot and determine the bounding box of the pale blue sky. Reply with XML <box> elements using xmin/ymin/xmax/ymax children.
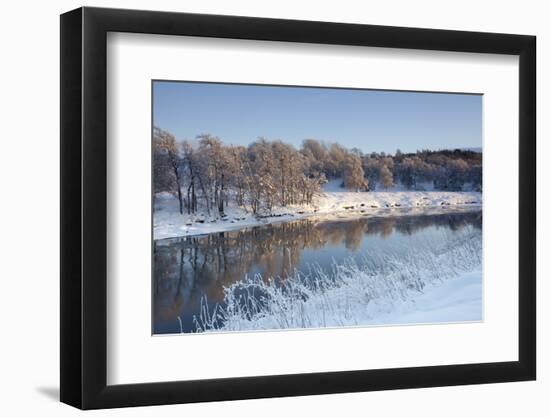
<box><xmin>153</xmin><ymin>81</ymin><xmax>482</xmax><ymax>154</ymax></box>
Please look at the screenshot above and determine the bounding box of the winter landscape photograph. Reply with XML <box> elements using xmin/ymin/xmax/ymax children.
<box><xmin>152</xmin><ymin>81</ymin><xmax>483</xmax><ymax>335</ymax></box>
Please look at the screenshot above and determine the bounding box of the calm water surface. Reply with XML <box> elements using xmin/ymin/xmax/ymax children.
<box><xmin>153</xmin><ymin>208</ymin><xmax>482</xmax><ymax>334</ymax></box>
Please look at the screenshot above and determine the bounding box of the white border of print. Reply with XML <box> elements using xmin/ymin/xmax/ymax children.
<box><xmin>106</xmin><ymin>32</ymin><xmax>518</xmax><ymax>385</ymax></box>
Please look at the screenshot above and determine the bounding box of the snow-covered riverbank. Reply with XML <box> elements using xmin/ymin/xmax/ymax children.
<box><xmin>193</xmin><ymin>229</ymin><xmax>482</xmax><ymax>332</ymax></box>
<box><xmin>154</xmin><ymin>190</ymin><xmax>482</xmax><ymax>240</ymax></box>
<box><xmin>196</xmin><ymin>268</ymin><xmax>482</xmax><ymax>332</ymax></box>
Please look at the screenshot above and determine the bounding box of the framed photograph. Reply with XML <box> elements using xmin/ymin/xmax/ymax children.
<box><xmin>60</xmin><ymin>6</ymin><xmax>536</xmax><ymax>409</ymax></box>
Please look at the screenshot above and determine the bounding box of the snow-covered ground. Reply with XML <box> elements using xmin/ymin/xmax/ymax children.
<box><xmin>194</xmin><ymin>229</ymin><xmax>482</xmax><ymax>332</ymax></box>
<box><xmin>154</xmin><ymin>189</ymin><xmax>482</xmax><ymax>240</ymax></box>
<box><xmin>367</xmin><ymin>269</ymin><xmax>481</xmax><ymax>326</ymax></box>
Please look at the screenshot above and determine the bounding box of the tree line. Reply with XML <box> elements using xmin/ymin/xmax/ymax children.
<box><xmin>154</xmin><ymin>126</ymin><xmax>482</xmax><ymax>216</ymax></box>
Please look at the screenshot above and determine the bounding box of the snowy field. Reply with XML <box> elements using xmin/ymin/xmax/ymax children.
<box><xmin>193</xmin><ymin>227</ymin><xmax>482</xmax><ymax>332</ymax></box>
<box><xmin>154</xmin><ymin>189</ymin><xmax>482</xmax><ymax>240</ymax></box>
<box><xmin>370</xmin><ymin>269</ymin><xmax>481</xmax><ymax>326</ymax></box>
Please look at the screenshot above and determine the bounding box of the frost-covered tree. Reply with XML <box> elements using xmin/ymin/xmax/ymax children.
<box><xmin>326</xmin><ymin>143</ymin><xmax>347</xmax><ymax>178</ymax></box>
<box><xmin>197</xmin><ymin>134</ymin><xmax>231</xmax><ymax>215</ymax></box>
<box><xmin>446</xmin><ymin>158</ymin><xmax>469</xmax><ymax>191</ymax></box>
<box><xmin>153</xmin><ymin>127</ymin><xmax>184</xmax><ymax>214</ymax></box>
<box><xmin>271</xmin><ymin>140</ymin><xmax>296</xmax><ymax>206</ymax></box>
<box><xmin>343</xmin><ymin>154</ymin><xmax>367</xmax><ymax>191</ymax></box>
<box><xmin>153</xmin><ymin>129</ymin><xmax>482</xmax><ymax>217</ymax></box>
<box><xmin>181</xmin><ymin>140</ymin><xmax>198</xmax><ymax>214</ymax></box>
<box><xmin>226</xmin><ymin>145</ymin><xmax>248</xmax><ymax>207</ymax></box>
<box><xmin>248</xmin><ymin>139</ymin><xmax>278</xmax><ymax>212</ymax></box>
<box><xmin>363</xmin><ymin>157</ymin><xmax>380</xmax><ymax>190</ymax></box>
<box><xmin>469</xmin><ymin>164</ymin><xmax>482</xmax><ymax>191</ymax></box>
<box><xmin>394</xmin><ymin>148</ymin><xmax>404</xmax><ymax>163</ymax></box>
<box><xmin>380</xmin><ymin>164</ymin><xmax>394</xmax><ymax>189</ymax></box>
<box><xmin>397</xmin><ymin>156</ymin><xmax>424</xmax><ymax>189</ymax></box>
<box><xmin>301</xmin><ymin>138</ymin><xmax>328</xmax><ymax>174</ymax></box>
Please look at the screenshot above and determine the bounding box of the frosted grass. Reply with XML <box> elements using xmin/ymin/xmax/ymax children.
<box><xmin>193</xmin><ymin>228</ymin><xmax>482</xmax><ymax>332</ymax></box>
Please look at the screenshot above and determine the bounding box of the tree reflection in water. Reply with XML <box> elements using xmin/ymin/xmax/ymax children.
<box><xmin>153</xmin><ymin>209</ymin><xmax>481</xmax><ymax>334</ymax></box>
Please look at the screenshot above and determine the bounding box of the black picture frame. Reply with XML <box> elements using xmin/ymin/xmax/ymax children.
<box><xmin>60</xmin><ymin>6</ymin><xmax>536</xmax><ymax>410</ymax></box>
